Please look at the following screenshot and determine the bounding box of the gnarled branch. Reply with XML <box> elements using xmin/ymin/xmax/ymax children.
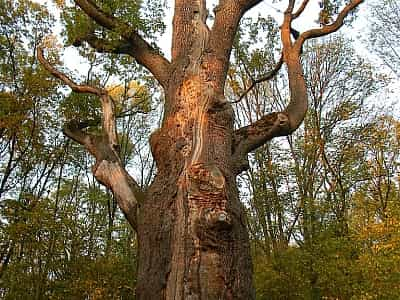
<box><xmin>232</xmin><ymin>0</ymin><xmax>306</xmax><ymax>165</ymax></box>
<box><xmin>232</xmin><ymin>112</ymin><xmax>291</xmax><ymax>173</ymax></box>
<box><xmin>38</xmin><ymin>45</ymin><xmax>143</xmax><ymax>230</ymax></box>
<box><xmin>37</xmin><ymin>45</ymin><xmax>103</xmax><ymax>96</ymax></box>
<box><xmin>73</xmin><ymin>0</ymin><xmax>171</xmax><ymax>87</ymax></box>
<box><xmin>233</xmin><ymin>0</ymin><xmax>363</xmax><ymax>173</ymax></box>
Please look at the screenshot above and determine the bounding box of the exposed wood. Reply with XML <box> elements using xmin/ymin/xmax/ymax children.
<box><xmin>37</xmin><ymin>46</ymin><xmax>142</xmax><ymax>230</ymax></box>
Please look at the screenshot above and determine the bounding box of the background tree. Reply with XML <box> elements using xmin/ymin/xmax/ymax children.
<box><xmin>226</xmin><ymin>10</ymin><xmax>400</xmax><ymax>298</ymax></box>
<box><xmin>368</xmin><ymin>0</ymin><xmax>400</xmax><ymax>77</ymax></box>
<box><xmin>0</xmin><ymin>1</ymin><xmax>156</xmax><ymax>298</ymax></box>
<box><xmin>35</xmin><ymin>0</ymin><xmax>364</xmax><ymax>298</ymax></box>
<box><xmin>229</xmin><ymin>26</ymin><xmax>387</xmax><ymax>298</ymax></box>
<box><xmin>0</xmin><ymin>0</ymin><xmax>62</xmax><ymax>287</ymax></box>
<box><xmin>3</xmin><ymin>1</ymin><xmax>400</xmax><ymax>299</ymax></box>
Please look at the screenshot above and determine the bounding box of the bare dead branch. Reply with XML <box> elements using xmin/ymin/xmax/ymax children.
<box><xmin>38</xmin><ymin>44</ymin><xmax>143</xmax><ymax>230</ymax></box>
<box><xmin>37</xmin><ymin>46</ymin><xmax>103</xmax><ymax>96</ymax></box>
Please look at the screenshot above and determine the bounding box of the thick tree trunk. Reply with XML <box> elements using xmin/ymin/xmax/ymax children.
<box><xmin>136</xmin><ymin>65</ymin><xmax>254</xmax><ymax>299</ymax></box>
<box><xmin>133</xmin><ymin>2</ymin><xmax>256</xmax><ymax>297</ymax></box>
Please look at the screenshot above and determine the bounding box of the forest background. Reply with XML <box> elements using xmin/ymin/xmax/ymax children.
<box><xmin>1</xmin><ymin>0</ymin><xmax>400</xmax><ymax>299</ymax></box>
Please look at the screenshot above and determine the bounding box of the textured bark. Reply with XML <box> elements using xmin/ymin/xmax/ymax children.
<box><xmin>38</xmin><ymin>0</ymin><xmax>365</xmax><ymax>299</ymax></box>
<box><xmin>138</xmin><ymin>74</ymin><xmax>254</xmax><ymax>298</ymax></box>
<box><xmin>137</xmin><ymin>2</ymin><xmax>254</xmax><ymax>298</ymax></box>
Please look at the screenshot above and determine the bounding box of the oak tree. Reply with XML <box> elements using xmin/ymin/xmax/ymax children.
<box><xmin>38</xmin><ymin>0</ymin><xmax>364</xmax><ymax>298</ymax></box>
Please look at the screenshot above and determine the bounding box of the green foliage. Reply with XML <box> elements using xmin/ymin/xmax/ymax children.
<box><xmin>62</xmin><ymin>0</ymin><xmax>166</xmax><ymax>47</ymax></box>
<box><xmin>231</xmin><ymin>15</ymin><xmax>399</xmax><ymax>299</ymax></box>
<box><xmin>0</xmin><ymin>1</ymin><xmax>158</xmax><ymax>298</ymax></box>
<box><xmin>0</xmin><ymin>181</ymin><xmax>137</xmax><ymax>299</ymax></box>
<box><xmin>250</xmin><ymin>114</ymin><xmax>400</xmax><ymax>299</ymax></box>
<box><xmin>0</xmin><ymin>1</ymin><xmax>398</xmax><ymax>299</ymax></box>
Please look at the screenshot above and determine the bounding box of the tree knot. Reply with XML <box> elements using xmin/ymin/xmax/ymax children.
<box><xmin>277</xmin><ymin>112</ymin><xmax>290</xmax><ymax>131</ymax></box>
<box><xmin>195</xmin><ymin>207</ymin><xmax>233</xmax><ymax>250</ymax></box>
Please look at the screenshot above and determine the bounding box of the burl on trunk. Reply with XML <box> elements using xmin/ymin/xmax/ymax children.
<box><xmin>38</xmin><ymin>0</ymin><xmax>364</xmax><ymax>298</ymax></box>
